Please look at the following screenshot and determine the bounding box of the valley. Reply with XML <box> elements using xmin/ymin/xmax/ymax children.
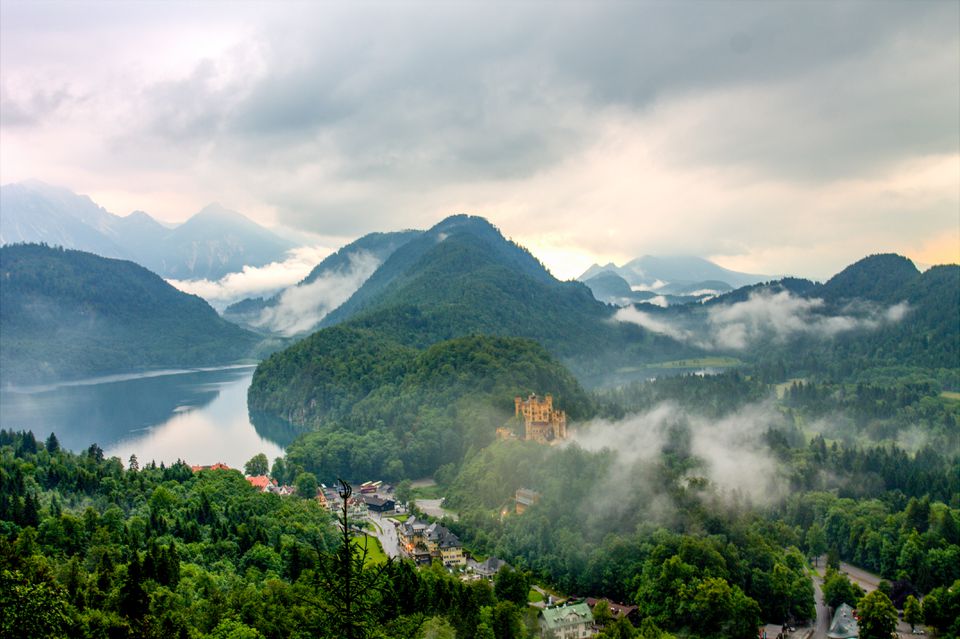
<box><xmin>1</xmin><ymin>211</ymin><xmax>957</xmax><ymax>638</ymax></box>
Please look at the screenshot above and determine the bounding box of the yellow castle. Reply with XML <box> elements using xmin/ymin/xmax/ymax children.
<box><xmin>512</xmin><ymin>393</ymin><xmax>567</xmax><ymax>443</ymax></box>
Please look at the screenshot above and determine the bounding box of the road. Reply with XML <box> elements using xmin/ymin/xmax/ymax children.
<box><xmin>810</xmin><ymin>558</ymin><xmax>926</xmax><ymax>637</ymax></box>
<box><xmin>838</xmin><ymin>561</ymin><xmax>879</xmax><ymax>593</ymax></box>
<box><xmin>366</xmin><ymin>512</ymin><xmax>400</xmax><ymax>559</ymax></box>
<box><xmin>810</xmin><ymin>569</ymin><xmax>829</xmax><ymax>639</ymax></box>
<box><xmin>415</xmin><ymin>498</ymin><xmax>459</xmax><ymax>521</ymax></box>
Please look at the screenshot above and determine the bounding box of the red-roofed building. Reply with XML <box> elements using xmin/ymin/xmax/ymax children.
<box><xmin>246</xmin><ymin>475</ymin><xmax>276</xmax><ymax>491</ymax></box>
<box><xmin>585</xmin><ymin>598</ymin><xmax>639</xmax><ymax>625</ymax></box>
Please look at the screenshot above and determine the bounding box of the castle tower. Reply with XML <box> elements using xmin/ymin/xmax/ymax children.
<box><xmin>514</xmin><ymin>393</ymin><xmax>567</xmax><ymax>443</ymax></box>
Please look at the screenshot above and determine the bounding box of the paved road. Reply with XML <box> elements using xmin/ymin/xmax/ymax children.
<box><xmin>838</xmin><ymin>561</ymin><xmax>879</xmax><ymax>593</ymax></box>
<box><xmin>810</xmin><ymin>570</ymin><xmax>829</xmax><ymax>639</ymax></box>
<box><xmin>416</xmin><ymin>498</ymin><xmax>459</xmax><ymax>521</ymax></box>
<box><xmin>812</xmin><ymin>559</ymin><xmax>926</xmax><ymax>637</ymax></box>
<box><xmin>366</xmin><ymin>512</ymin><xmax>400</xmax><ymax>559</ymax></box>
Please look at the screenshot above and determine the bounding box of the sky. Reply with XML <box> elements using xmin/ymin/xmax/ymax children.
<box><xmin>1</xmin><ymin>1</ymin><xmax>958</xmax><ymax>281</ymax></box>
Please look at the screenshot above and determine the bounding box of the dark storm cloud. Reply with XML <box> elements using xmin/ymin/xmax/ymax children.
<box><xmin>117</xmin><ymin>0</ymin><xmax>958</xmax><ymax>233</ymax></box>
<box><xmin>2</xmin><ymin>0</ymin><xmax>957</xmax><ymax>269</ymax></box>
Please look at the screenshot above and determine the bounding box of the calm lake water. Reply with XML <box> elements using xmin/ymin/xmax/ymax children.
<box><xmin>0</xmin><ymin>366</ymin><xmax>287</xmax><ymax>469</ymax></box>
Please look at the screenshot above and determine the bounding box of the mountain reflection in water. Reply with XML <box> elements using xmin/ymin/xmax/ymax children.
<box><xmin>0</xmin><ymin>367</ymin><xmax>284</xmax><ymax>468</ymax></box>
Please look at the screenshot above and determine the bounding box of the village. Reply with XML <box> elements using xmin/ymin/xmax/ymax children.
<box><xmin>196</xmin><ymin>393</ymin><xmax>928</xmax><ymax>639</ymax></box>
<box><xmin>191</xmin><ymin>395</ymin><xmax>609</xmax><ymax>637</ymax></box>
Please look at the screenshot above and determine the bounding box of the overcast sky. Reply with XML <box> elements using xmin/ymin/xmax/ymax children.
<box><xmin>2</xmin><ymin>0</ymin><xmax>957</xmax><ymax>280</ymax></box>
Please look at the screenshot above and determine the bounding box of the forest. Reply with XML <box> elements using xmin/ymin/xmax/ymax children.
<box><xmin>0</xmin><ymin>244</ymin><xmax>263</xmax><ymax>384</ymax></box>
<box><xmin>0</xmin><ymin>430</ymin><xmax>551</xmax><ymax>639</ymax></box>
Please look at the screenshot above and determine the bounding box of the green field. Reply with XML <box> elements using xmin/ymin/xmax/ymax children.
<box><xmin>528</xmin><ymin>588</ymin><xmax>544</xmax><ymax>603</ymax></box>
<box><xmin>941</xmin><ymin>391</ymin><xmax>960</xmax><ymax>401</ymax></box>
<box><xmin>411</xmin><ymin>484</ymin><xmax>444</xmax><ymax>499</ymax></box>
<box><xmin>351</xmin><ymin>535</ymin><xmax>388</xmax><ymax>565</ymax></box>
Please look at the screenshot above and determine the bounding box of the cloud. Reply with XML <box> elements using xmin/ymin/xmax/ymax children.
<box><xmin>615</xmin><ymin>290</ymin><xmax>911</xmax><ymax>350</ymax></box>
<box><xmin>613</xmin><ymin>307</ymin><xmax>695</xmax><ymax>343</ymax></box>
<box><xmin>1</xmin><ymin>2</ymin><xmax>957</xmax><ymax>279</ymax></box>
<box><xmin>252</xmin><ymin>251</ymin><xmax>381</xmax><ymax>336</ymax></box>
<box><xmin>706</xmin><ymin>291</ymin><xmax>905</xmax><ymax>349</ymax></box>
<box><xmin>570</xmin><ymin>401</ymin><xmax>788</xmax><ymax>508</ymax></box>
<box><xmin>167</xmin><ymin>245</ymin><xmax>331</xmax><ymax>309</ymax></box>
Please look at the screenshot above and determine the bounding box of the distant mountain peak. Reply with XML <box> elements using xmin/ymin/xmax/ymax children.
<box><xmin>580</xmin><ymin>254</ymin><xmax>771</xmax><ymax>290</ymax></box>
<box><xmin>194</xmin><ymin>202</ymin><xmax>246</xmax><ymax>221</ymax></box>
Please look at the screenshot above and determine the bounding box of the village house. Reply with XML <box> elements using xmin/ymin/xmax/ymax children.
<box><xmin>245</xmin><ymin>475</ymin><xmax>276</xmax><ymax>492</ymax></box>
<box><xmin>397</xmin><ymin>516</ymin><xmax>465</xmax><ymax>567</ymax></box>
<box><xmin>539</xmin><ymin>602</ymin><xmax>595</xmax><ymax>639</ymax></box>
<box><xmin>363</xmin><ymin>494</ymin><xmax>395</xmax><ymax>513</ymax></box>
<box><xmin>515</xmin><ymin>488</ymin><xmax>541</xmax><ymax>514</ymax></box>
<box><xmin>584</xmin><ymin>598</ymin><xmax>639</xmax><ymax>626</ymax></box>
<box><xmin>474</xmin><ymin>556</ymin><xmax>508</xmax><ymax>578</ymax></box>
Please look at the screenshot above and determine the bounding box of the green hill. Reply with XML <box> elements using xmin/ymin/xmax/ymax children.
<box><xmin>0</xmin><ymin>243</ymin><xmax>261</xmax><ymax>384</ymax></box>
<box><xmin>252</xmin><ymin>332</ymin><xmax>593</xmax><ymax>479</ymax></box>
<box><xmin>317</xmin><ymin>215</ymin><xmax>681</xmax><ymax>369</ymax></box>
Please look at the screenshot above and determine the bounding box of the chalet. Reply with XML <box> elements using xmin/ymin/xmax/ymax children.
<box><xmin>516</xmin><ymin>488</ymin><xmax>541</xmax><ymax>514</ymax></box>
<box><xmin>539</xmin><ymin>602</ymin><xmax>595</xmax><ymax>638</ymax></box>
<box><xmin>827</xmin><ymin>603</ymin><xmax>858</xmax><ymax>639</ymax></box>
<box><xmin>363</xmin><ymin>494</ymin><xmax>395</xmax><ymax>513</ymax></box>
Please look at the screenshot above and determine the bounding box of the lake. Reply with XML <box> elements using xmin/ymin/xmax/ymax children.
<box><xmin>0</xmin><ymin>366</ymin><xmax>288</xmax><ymax>469</ymax></box>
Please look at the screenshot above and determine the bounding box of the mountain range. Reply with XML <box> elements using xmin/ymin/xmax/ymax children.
<box><xmin>579</xmin><ymin>255</ymin><xmax>771</xmax><ymax>304</ymax></box>
<box><xmin>0</xmin><ymin>243</ymin><xmax>264</xmax><ymax>385</ymax></box>
<box><xmin>0</xmin><ymin>181</ymin><xmax>294</xmax><ymax>280</ymax></box>
<box><xmin>248</xmin><ymin>216</ymin><xmax>958</xmax><ymax>443</ymax></box>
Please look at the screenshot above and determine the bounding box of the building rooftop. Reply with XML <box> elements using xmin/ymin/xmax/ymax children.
<box><xmin>540</xmin><ymin>602</ymin><xmax>594</xmax><ymax>631</ymax></box>
<box><xmin>827</xmin><ymin>603</ymin><xmax>859</xmax><ymax>639</ymax></box>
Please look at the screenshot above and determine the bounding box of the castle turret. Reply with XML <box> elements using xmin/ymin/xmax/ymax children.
<box><xmin>514</xmin><ymin>393</ymin><xmax>567</xmax><ymax>443</ymax></box>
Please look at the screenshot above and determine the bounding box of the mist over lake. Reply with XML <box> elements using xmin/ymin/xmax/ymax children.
<box><xmin>0</xmin><ymin>366</ymin><xmax>284</xmax><ymax>469</ymax></box>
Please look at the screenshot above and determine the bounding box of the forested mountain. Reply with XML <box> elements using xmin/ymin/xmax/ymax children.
<box><xmin>315</xmin><ymin>215</ymin><xmax>683</xmax><ymax>369</ymax></box>
<box><xmin>251</xmin><ymin>333</ymin><xmax>592</xmax><ymax>480</ymax></box>
<box><xmin>626</xmin><ymin>254</ymin><xmax>959</xmax><ymax>377</ymax></box>
<box><xmin>582</xmin><ymin>270</ymin><xmax>720</xmax><ymax>307</ymax></box>
<box><xmin>0</xmin><ymin>244</ymin><xmax>261</xmax><ymax>384</ymax></box>
<box><xmin>582</xmin><ymin>271</ymin><xmax>654</xmax><ymax>305</ymax></box>
<box><xmin>818</xmin><ymin>253</ymin><xmax>923</xmax><ymax>303</ymax></box>
<box><xmin>223</xmin><ymin>230</ymin><xmax>421</xmax><ymax>333</ymax></box>
<box><xmin>0</xmin><ymin>181</ymin><xmax>294</xmax><ymax>280</ymax></box>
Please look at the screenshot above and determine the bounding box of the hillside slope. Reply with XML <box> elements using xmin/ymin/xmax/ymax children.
<box><xmin>223</xmin><ymin>230</ymin><xmax>421</xmax><ymax>334</ymax></box>
<box><xmin>253</xmin><ymin>332</ymin><xmax>593</xmax><ymax>479</ymax></box>
<box><xmin>0</xmin><ymin>244</ymin><xmax>261</xmax><ymax>384</ymax></box>
<box><xmin>315</xmin><ymin>215</ymin><xmax>681</xmax><ymax>368</ymax></box>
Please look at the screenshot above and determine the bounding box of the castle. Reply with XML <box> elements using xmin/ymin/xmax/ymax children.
<box><xmin>501</xmin><ymin>393</ymin><xmax>567</xmax><ymax>443</ymax></box>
